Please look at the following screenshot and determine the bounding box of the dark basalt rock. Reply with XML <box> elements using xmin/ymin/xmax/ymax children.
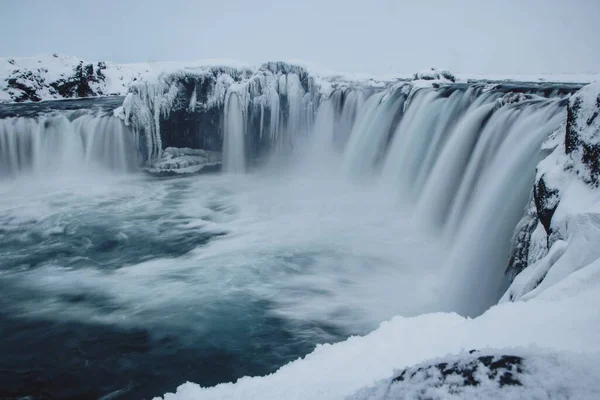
<box><xmin>533</xmin><ymin>174</ymin><xmax>560</xmax><ymax>236</ymax></box>
<box><xmin>506</xmin><ymin>82</ymin><xmax>600</xmax><ymax>289</ymax></box>
<box><xmin>5</xmin><ymin>61</ymin><xmax>108</xmax><ymax>103</ymax></box>
<box><xmin>6</xmin><ymin>70</ymin><xmax>45</xmax><ymax>102</ymax></box>
<box><xmin>565</xmin><ymin>91</ymin><xmax>600</xmax><ymax>185</ymax></box>
<box><xmin>391</xmin><ymin>353</ymin><xmax>523</xmax><ymax>392</ymax></box>
<box><xmin>533</xmin><ymin>84</ymin><xmax>600</xmax><ymax>237</ymax></box>
<box><xmin>49</xmin><ymin>61</ymin><xmax>107</xmax><ymax>99</ymax></box>
<box><xmin>413</xmin><ymin>68</ymin><xmax>456</xmax><ymax>82</ymax></box>
<box><xmin>346</xmin><ymin>352</ymin><xmax>527</xmax><ymax>399</ymax></box>
<box><xmin>506</xmin><ymin>197</ymin><xmax>539</xmax><ymax>278</ymax></box>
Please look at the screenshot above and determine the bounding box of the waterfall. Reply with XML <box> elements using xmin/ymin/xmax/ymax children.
<box><xmin>223</xmin><ymin>92</ymin><xmax>246</xmax><ymax>173</ymax></box>
<box><xmin>335</xmin><ymin>87</ymin><xmax>567</xmax><ymax>316</ymax></box>
<box><xmin>0</xmin><ymin>111</ymin><xmax>138</xmax><ymax>177</ymax></box>
<box><xmin>341</xmin><ymin>89</ymin><xmax>406</xmax><ymax>176</ymax></box>
<box><xmin>303</xmin><ymin>84</ymin><xmax>567</xmax><ymax>316</ymax></box>
<box><xmin>440</xmin><ymin>101</ymin><xmax>566</xmax><ymax>316</ymax></box>
<box><xmin>0</xmin><ymin>67</ymin><xmax>577</xmax><ymax>317</ymax></box>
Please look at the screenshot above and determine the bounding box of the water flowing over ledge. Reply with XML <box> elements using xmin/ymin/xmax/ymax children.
<box><xmin>1</xmin><ymin>61</ymin><xmax>599</xmax><ymax>399</ymax></box>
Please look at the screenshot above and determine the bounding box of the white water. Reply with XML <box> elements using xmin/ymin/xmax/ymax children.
<box><xmin>0</xmin><ymin>85</ymin><xmax>569</xmax><ymax>328</ymax></box>
<box><xmin>223</xmin><ymin>92</ymin><xmax>246</xmax><ymax>173</ymax></box>
<box><xmin>0</xmin><ymin>172</ymin><xmax>441</xmax><ymax>337</ymax></box>
<box><xmin>0</xmin><ymin>112</ymin><xmax>137</xmax><ymax>177</ymax></box>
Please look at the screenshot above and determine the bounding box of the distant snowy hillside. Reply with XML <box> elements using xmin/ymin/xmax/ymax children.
<box><xmin>0</xmin><ymin>55</ymin><xmax>254</xmax><ymax>103</ymax></box>
<box><xmin>0</xmin><ymin>54</ymin><xmax>142</xmax><ymax>102</ymax></box>
<box><xmin>1</xmin><ymin>55</ymin><xmax>599</xmax><ymax>103</ymax></box>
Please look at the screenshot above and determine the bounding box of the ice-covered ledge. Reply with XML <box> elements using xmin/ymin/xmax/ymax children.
<box><xmin>147</xmin><ymin>147</ymin><xmax>221</xmax><ymax>176</ymax></box>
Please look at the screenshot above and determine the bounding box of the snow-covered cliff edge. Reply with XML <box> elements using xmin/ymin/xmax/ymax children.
<box><xmin>504</xmin><ymin>82</ymin><xmax>600</xmax><ymax>302</ymax></box>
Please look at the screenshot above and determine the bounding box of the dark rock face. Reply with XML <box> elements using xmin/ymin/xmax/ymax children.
<box><xmin>6</xmin><ymin>70</ymin><xmax>45</xmax><ymax>102</ymax></box>
<box><xmin>533</xmin><ymin>84</ymin><xmax>600</xmax><ymax>235</ymax></box>
<box><xmin>349</xmin><ymin>352</ymin><xmax>526</xmax><ymax>400</ymax></box>
<box><xmin>49</xmin><ymin>61</ymin><xmax>107</xmax><ymax>99</ymax></box>
<box><xmin>533</xmin><ymin>174</ymin><xmax>560</xmax><ymax>236</ymax></box>
<box><xmin>5</xmin><ymin>61</ymin><xmax>108</xmax><ymax>102</ymax></box>
<box><xmin>413</xmin><ymin>68</ymin><xmax>456</xmax><ymax>82</ymax></box>
<box><xmin>506</xmin><ymin>198</ymin><xmax>538</xmax><ymax>278</ymax></box>
<box><xmin>392</xmin><ymin>353</ymin><xmax>523</xmax><ymax>390</ymax></box>
<box><xmin>565</xmin><ymin>93</ymin><xmax>600</xmax><ymax>185</ymax></box>
<box><xmin>507</xmin><ymin>82</ymin><xmax>600</xmax><ymax>289</ymax></box>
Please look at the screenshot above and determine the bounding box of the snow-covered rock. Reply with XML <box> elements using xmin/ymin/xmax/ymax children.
<box><xmin>494</xmin><ymin>91</ymin><xmax>533</xmax><ymax>110</ymax></box>
<box><xmin>413</xmin><ymin>68</ymin><xmax>456</xmax><ymax>83</ymax></box>
<box><xmin>504</xmin><ymin>82</ymin><xmax>600</xmax><ymax>301</ymax></box>
<box><xmin>349</xmin><ymin>349</ymin><xmax>600</xmax><ymax>400</ymax></box>
<box><xmin>0</xmin><ymin>54</ymin><xmax>149</xmax><ymax>102</ymax></box>
<box><xmin>147</xmin><ymin>147</ymin><xmax>221</xmax><ymax>175</ymax></box>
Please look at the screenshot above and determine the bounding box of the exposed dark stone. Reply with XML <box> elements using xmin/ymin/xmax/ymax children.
<box><xmin>506</xmin><ymin>197</ymin><xmax>538</xmax><ymax>279</ymax></box>
<box><xmin>565</xmin><ymin>96</ymin><xmax>582</xmax><ymax>155</ymax></box>
<box><xmin>506</xmin><ymin>83</ymin><xmax>600</xmax><ymax>292</ymax></box>
<box><xmin>440</xmin><ymin>70</ymin><xmax>456</xmax><ymax>83</ymax></box>
<box><xmin>564</xmin><ymin>92</ymin><xmax>600</xmax><ymax>185</ymax></box>
<box><xmin>49</xmin><ymin>61</ymin><xmax>106</xmax><ymax>99</ymax></box>
<box><xmin>580</xmin><ymin>139</ymin><xmax>600</xmax><ymax>186</ymax></box>
<box><xmin>390</xmin><ymin>353</ymin><xmax>524</xmax><ymax>396</ymax></box>
<box><xmin>6</xmin><ymin>70</ymin><xmax>45</xmax><ymax>102</ymax></box>
<box><xmin>533</xmin><ymin>174</ymin><xmax>559</xmax><ymax>236</ymax></box>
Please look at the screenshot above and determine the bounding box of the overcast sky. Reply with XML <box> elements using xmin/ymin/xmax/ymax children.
<box><xmin>1</xmin><ymin>0</ymin><xmax>598</xmax><ymax>74</ymax></box>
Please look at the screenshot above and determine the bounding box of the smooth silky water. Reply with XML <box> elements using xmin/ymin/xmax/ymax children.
<box><xmin>0</xmin><ymin>85</ymin><xmax>569</xmax><ymax>398</ymax></box>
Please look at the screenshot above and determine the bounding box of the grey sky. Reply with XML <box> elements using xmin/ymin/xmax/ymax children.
<box><xmin>1</xmin><ymin>0</ymin><xmax>598</xmax><ymax>74</ymax></box>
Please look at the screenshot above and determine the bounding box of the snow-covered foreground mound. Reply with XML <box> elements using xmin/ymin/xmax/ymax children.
<box><xmin>157</xmin><ymin>83</ymin><xmax>600</xmax><ymax>400</ymax></box>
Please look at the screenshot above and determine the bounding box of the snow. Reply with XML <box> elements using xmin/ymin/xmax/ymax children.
<box><xmin>0</xmin><ymin>54</ymin><xmax>145</xmax><ymax>101</ymax></box>
<box><xmin>567</xmin><ymin>81</ymin><xmax>600</xmax><ymax>146</ymax></box>
<box><xmin>349</xmin><ymin>349</ymin><xmax>600</xmax><ymax>400</ymax></box>
<box><xmin>2</xmin><ymin>55</ymin><xmax>599</xmax><ymax>104</ymax></box>
<box><xmin>501</xmin><ymin>81</ymin><xmax>600</xmax><ymax>304</ymax></box>
<box><xmin>454</xmin><ymin>72</ymin><xmax>600</xmax><ymax>84</ymax></box>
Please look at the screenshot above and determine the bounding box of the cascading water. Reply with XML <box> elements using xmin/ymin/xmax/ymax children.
<box><xmin>0</xmin><ymin>68</ymin><xmax>581</xmax><ymax>398</ymax></box>
<box><xmin>330</xmin><ymin>85</ymin><xmax>567</xmax><ymax>316</ymax></box>
<box><xmin>223</xmin><ymin>92</ymin><xmax>246</xmax><ymax>173</ymax></box>
<box><xmin>0</xmin><ymin>111</ymin><xmax>138</xmax><ymax>176</ymax></box>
